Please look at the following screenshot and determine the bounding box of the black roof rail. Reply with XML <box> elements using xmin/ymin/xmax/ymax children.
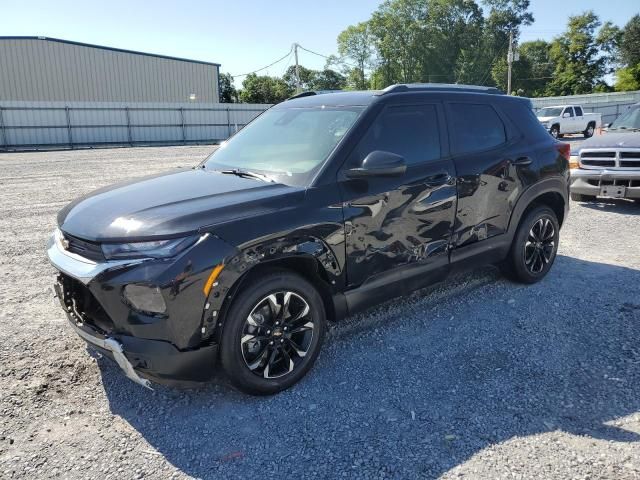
<box><xmin>287</xmin><ymin>89</ymin><xmax>344</xmax><ymax>100</ymax></box>
<box><xmin>377</xmin><ymin>83</ymin><xmax>504</xmax><ymax>95</ymax></box>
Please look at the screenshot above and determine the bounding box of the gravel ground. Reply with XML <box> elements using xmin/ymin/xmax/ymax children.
<box><xmin>1</xmin><ymin>145</ymin><xmax>639</xmax><ymax>480</ymax></box>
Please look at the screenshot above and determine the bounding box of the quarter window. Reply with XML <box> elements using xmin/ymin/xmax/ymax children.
<box><xmin>449</xmin><ymin>103</ymin><xmax>507</xmax><ymax>154</ymax></box>
<box><xmin>349</xmin><ymin>105</ymin><xmax>441</xmax><ymax>166</ymax></box>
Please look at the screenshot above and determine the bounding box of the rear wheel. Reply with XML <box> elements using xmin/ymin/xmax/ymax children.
<box><xmin>219</xmin><ymin>270</ymin><xmax>326</xmax><ymax>395</ymax></box>
<box><xmin>584</xmin><ymin>122</ymin><xmax>595</xmax><ymax>138</ymax></box>
<box><xmin>571</xmin><ymin>192</ymin><xmax>596</xmax><ymax>202</ymax></box>
<box><xmin>502</xmin><ymin>206</ymin><xmax>559</xmax><ymax>284</ymax></box>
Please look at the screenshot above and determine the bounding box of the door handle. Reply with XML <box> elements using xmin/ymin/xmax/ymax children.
<box><xmin>424</xmin><ymin>173</ymin><xmax>452</xmax><ymax>187</ymax></box>
<box><xmin>512</xmin><ymin>157</ymin><xmax>532</xmax><ymax>166</ymax></box>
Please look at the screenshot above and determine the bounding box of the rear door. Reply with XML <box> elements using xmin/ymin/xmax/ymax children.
<box><xmin>447</xmin><ymin>101</ymin><xmax>534</xmax><ymax>248</ymax></box>
<box><xmin>574</xmin><ymin>106</ymin><xmax>585</xmax><ymax>131</ymax></box>
<box><xmin>338</xmin><ymin>102</ymin><xmax>456</xmax><ymax>290</ymax></box>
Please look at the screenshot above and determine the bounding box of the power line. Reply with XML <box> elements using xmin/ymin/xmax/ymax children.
<box><xmin>297</xmin><ymin>44</ymin><xmax>359</xmax><ymax>69</ymax></box>
<box><xmin>231</xmin><ymin>47</ymin><xmax>293</xmax><ymax>78</ymax></box>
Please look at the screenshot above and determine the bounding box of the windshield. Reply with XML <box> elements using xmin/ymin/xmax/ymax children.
<box><xmin>609</xmin><ymin>106</ymin><xmax>640</xmax><ymax>131</ymax></box>
<box><xmin>536</xmin><ymin>107</ymin><xmax>563</xmax><ymax>118</ymax></box>
<box><xmin>204</xmin><ymin>106</ymin><xmax>364</xmax><ymax>186</ymax></box>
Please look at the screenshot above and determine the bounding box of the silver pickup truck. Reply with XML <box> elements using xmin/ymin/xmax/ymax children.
<box><xmin>570</xmin><ymin>102</ymin><xmax>640</xmax><ymax>202</ymax></box>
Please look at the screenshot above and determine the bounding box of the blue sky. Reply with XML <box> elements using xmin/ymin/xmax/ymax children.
<box><xmin>2</xmin><ymin>0</ymin><xmax>638</xmax><ymax>85</ymax></box>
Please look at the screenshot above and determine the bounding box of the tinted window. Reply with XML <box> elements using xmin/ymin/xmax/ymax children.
<box><xmin>574</xmin><ymin>106</ymin><xmax>583</xmax><ymax>116</ymax></box>
<box><xmin>349</xmin><ymin>105</ymin><xmax>441</xmax><ymax>166</ymax></box>
<box><xmin>565</xmin><ymin>107</ymin><xmax>574</xmax><ymax>117</ymax></box>
<box><xmin>449</xmin><ymin>103</ymin><xmax>506</xmax><ymax>154</ymax></box>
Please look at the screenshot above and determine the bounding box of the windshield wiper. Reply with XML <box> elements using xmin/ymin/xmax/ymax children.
<box><xmin>219</xmin><ymin>169</ymin><xmax>275</xmax><ymax>183</ymax></box>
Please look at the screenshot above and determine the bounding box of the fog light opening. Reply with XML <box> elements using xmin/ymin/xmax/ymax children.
<box><xmin>123</xmin><ymin>284</ymin><xmax>167</xmax><ymax>314</ymax></box>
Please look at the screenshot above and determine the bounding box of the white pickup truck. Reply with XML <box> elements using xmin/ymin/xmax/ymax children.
<box><xmin>536</xmin><ymin>105</ymin><xmax>602</xmax><ymax>139</ymax></box>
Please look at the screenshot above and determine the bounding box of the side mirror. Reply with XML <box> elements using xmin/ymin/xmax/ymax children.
<box><xmin>604</xmin><ymin>123</ymin><xmax>611</xmax><ymax>129</ymax></box>
<box><xmin>562</xmin><ymin>112</ymin><xmax>570</xmax><ymax>118</ymax></box>
<box><xmin>345</xmin><ymin>150</ymin><xmax>407</xmax><ymax>179</ymax></box>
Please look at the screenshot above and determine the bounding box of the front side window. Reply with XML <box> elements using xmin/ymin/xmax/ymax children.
<box><xmin>565</xmin><ymin>107</ymin><xmax>575</xmax><ymax>117</ymax></box>
<box><xmin>537</xmin><ymin>107</ymin><xmax>563</xmax><ymax>117</ymax></box>
<box><xmin>348</xmin><ymin>104</ymin><xmax>441</xmax><ymax>167</ymax></box>
<box><xmin>449</xmin><ymin>103</ymin><xmax>507</xmax><ymax>154</ymax></box>
<box><xmin>204</xmin><ymin>106</ymin><xmax>364</xmax><ymax>186</ymax></box>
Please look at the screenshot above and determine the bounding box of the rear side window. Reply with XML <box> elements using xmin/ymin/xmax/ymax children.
<box><xmin>349</xmin><ymin>104</ymin><xmax>441</xmax><ymax>166</ymax></box>
<box><xmin>574</xmin><ymin>106</ymin><xmax>583</xmax><ymax>116</ymax></box>
<box><xmin>448</xmin><ymin>103</ymin><xmax>506</xmax><ymax>154</ymax></box>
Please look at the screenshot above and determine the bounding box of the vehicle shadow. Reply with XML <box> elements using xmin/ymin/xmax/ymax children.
<box><xmin>576</xmin><ymin>198</ymin><xmax>640</xmax><ymax>215</ymax></box>
<box><xmin>98</xmin><ymin>255</ymin><xmax>640</xmax><ymax>479</ymax></box>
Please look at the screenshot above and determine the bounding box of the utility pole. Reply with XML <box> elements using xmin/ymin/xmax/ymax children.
<box><xmin>293</xmin><ymin>43</ymin><xmax>301</xmax><ymax>93</ymax></box>
<box><xmin>507</xmin><ymin>31</ymin><xmax>513</xmax><ymax>95</ymax></box>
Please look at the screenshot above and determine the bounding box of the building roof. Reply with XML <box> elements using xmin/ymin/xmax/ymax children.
<box><xmin>0</xmin><ymin>36</ymin><xmax>221</xmax><ymax>67</ymax></box>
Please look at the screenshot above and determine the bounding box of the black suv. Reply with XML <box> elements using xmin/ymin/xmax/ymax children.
<box><xmin>48</xmin><ymin>84</ymin><xmax>570</xmax><ymax>395</ymax></box>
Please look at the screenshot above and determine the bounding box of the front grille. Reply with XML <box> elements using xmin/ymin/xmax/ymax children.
<box><xmin>621</xmin><ymin>160</ymin><xmax>640</xmax><ymax>167</ymax></box>
<box><xmin>64</xmin><ymin>233</ymin><xmax>105</xmax><ymax>262</ymax></box>
<box><xmin>582</xmin><ymin>151</ymin><xmax>615</xmax><ymax>158</ymax></box>
<box><xmin>58</xmin><ymin>273</ymin><xmax>115</xmax><ymax>334</ymax></box>
<box><xmin>580</xmin><ymin>149</ymin><xmax>640</xmax><ymax>169</ymax></box>
<box><xmin>581</xmin><ymin>159</ymin><xmax>615</xmax><ymax>167</ymax></box>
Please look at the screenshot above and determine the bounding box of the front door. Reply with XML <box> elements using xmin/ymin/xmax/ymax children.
<box><xmin>338</xmin><ymin>103</ymin><xmax>457</xmax><ymax>291</ymax></box>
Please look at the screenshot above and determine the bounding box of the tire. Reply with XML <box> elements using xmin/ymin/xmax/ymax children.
<box><xmin>219</xmin><ymin>269</ymin><xmax>326</xmax><ymax>395</ymax></box>
<box><xmin>502</xmin><ymin>205</ymin><xmax>560</xmax><ymax>284</ymax></box>
<box><xmin>584</xmin><ymin>122</ymin><xmax>595</xmax><ymax>138</ymax></box>
<box><xmin>570</xmin><ymin>192</ymin><xmax>596</xmax><ymax>202</ymax></box>
<box><xmin>549</xmin><ymin>125</ymin><xmax>560</xmax><ymax>139</ymax></box>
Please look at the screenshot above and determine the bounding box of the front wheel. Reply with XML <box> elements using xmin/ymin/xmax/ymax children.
<box><xmin>549</xmin><ymin>125</ymin><xmax>560</xmax><ymax>139</ymax></box>
<box><xmin>502</xmin><ymin>206</ymin><xmax>560</xmax><ymax>284</ymax></box>
<box><xmin>219</xmin><ymin>270</ymin><xmax>326</xmax><ymax>395</ymax></box>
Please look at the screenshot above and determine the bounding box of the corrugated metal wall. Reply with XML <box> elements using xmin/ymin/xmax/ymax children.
<box><xmin>0</xmin><ymin>101</ymin><xmax>270</xmax><ymax>149</ymax></box>
<box><xmin>0</xmin><ymin>37</ymin><xmax>220</xmax><ymax>103</ymax></box>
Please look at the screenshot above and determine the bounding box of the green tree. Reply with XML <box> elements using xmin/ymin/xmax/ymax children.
<box><xmin>218</xmin><ymin>72</ymin><xmax>238</xmax><ymax>103</ymax></box>
<box><xmin>311</xmin><ymin>69</ymin><xmax>347</xmax><ymax>90</ymax></box>
<box><xmin>597</xmin><ymin>21</ymin><xmax>623</xmax><ymax>73</ymax></box>
<box><xmin>282</xmin><ymin>66</ymin><xmax>346</xmax><ymax>91</ymax></box>
<box><xmin>336</xmin><ymin>22</ymin><xmax>374</xmax><ymax>89</ymax></box>
<box><xmin>238</xmin><ymin>74</ymin><xmax>294</xmax><ymax>104</ymax></box>
<box><xmin>620</xmin><ymin>14</ymin><xmax>640</xmax><ymax>67</ymax></box>
<box><xmin>615</xmin><ymin>65</ymin><xmax>640</xmax><ymax>91</ymax></box>
<box><xmin>282</xmin><ymin>65</ymin><xmax>316</xmax><ymax>91</ymax></box>
<box><xmin>546</xmin><ymin>11</ymin><xmax>607</xmax><ymax>95</ymax></box>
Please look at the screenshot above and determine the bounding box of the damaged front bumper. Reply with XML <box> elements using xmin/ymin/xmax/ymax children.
<box><xmin>47</xmin><ymin>230</ymin><xmax>227</xmax><ymax>388</ymax></box>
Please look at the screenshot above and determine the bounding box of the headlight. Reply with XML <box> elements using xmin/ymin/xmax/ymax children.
<box><xmin>101</xmin><ymin>235</ymin><xmax>199</xmax><ymax>260</ymax></box>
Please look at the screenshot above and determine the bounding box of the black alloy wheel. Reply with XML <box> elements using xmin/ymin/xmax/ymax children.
<box><xmin>220</xmin><ymin>270</ymin><xmax>326</xmax><ymax>395</ymax></box>
<box><xmin>502</xmin><ymin>205</ymin><xmax>560</xmax><ymax>284</ymax></box>
<box><xmin>523</xmin><ymin>217</ymin><xmax>556</xmax><ymax>275</ymax></box>
<box><xmin>241</xmin><ymin>291</ymin><xmax>315</xmax><ymax>378</ymax></box>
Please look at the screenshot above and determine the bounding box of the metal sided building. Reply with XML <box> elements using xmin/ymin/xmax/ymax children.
<box><xmin>0</xmin><ymin>36</ymin><xmax>221</xmax><ymax>103</ymax></box>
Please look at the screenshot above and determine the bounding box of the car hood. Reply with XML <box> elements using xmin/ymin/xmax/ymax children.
<box><xmin>577</xmin><ymin>132</ymin><xmax>640</xmax><ymax>151</ymax></box>
<box><xmin>536</xmin><ymin>116</ymin><xmax>555</xmax><ymax>122</ymax></box>
<box><xmin>58</xmin><ymin>168</ymin><xmax>305</xmax><ymax>242</ymax></box>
